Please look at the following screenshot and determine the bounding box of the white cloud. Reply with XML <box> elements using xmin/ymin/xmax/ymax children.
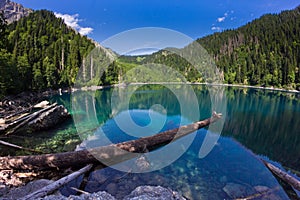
<box><xmin>217</xmin><ymin>17</ymin><xmax>226</xmax><ymax>22</ymax></box>
<box><xmin>79</xmin><ymin>27</ymin><xmax>93</xmax><ymax>35</ymax></box>
<box><xmin>216</xmin><ymin>11</ymin><xmax>233</xmax><ymax>23</ymax></box>
<box><xmin>54</xmin><ymin>12</ymin><xmax>93</xmax><ymax>35</ymax></box>
<box><xmin>211</xmin><ymin>26</ymin><xmax>221</xmax><ymax>31</ymax></box>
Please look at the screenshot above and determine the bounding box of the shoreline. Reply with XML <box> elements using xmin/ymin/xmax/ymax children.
<box><xmin>69</xmin><ymin>82</ymin><xmax>300</xmax><ymax>94</ymax></box>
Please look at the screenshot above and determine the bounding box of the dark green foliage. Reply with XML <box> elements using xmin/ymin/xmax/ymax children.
<box><xmin>197</xmin><ymin>6</ymin><xmax>300</xmax><ymax>89</ymax></box>
<box><xmin>1</xmin><ymin>6</ymin><xmax>299</xmax><ymax>97</ymax></box>
<box><xmin>0</xmin><ymin>10</ymin><xmax>95</xmax><ymax>96</ymax></box>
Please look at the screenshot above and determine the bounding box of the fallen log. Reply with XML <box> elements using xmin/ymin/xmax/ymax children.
<box><xmin>0</xmin><ymin>112</ymin><xmax>222</xmax><ymax>170</ymax></box>
<box><xmin>4</xmin><ymin>100</ymin><xmax>49</xmax><ymax>123</ymax></box>
<box><xmin>1</xmin><ymin>103</ymin><xmax>70</xmax><ymax>135</ymax></box>
<box><xmin>262</xmin><ymin>160</ymin><xmax>300</xmax><ymax>192</ymax></box>
<box><xmin>5</xmin><ymin>103</ymin><xmax>58</xmax><ymax>135</ymax></box>
<box><xmin>21</xmin><ymin>164</ymin><xmax>92</xmax><ymax>200</ymax></box>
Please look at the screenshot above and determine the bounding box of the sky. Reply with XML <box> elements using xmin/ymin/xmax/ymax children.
<box><xmin>13</xmin><ymin>0</ymin><xmax>300</xmax><ymax>53</ymax></box>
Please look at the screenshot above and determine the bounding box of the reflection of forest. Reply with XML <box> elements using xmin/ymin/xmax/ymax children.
<box><xmin>222</xmin><ymin>87</ymin><xmax>300</xmax><ymax>170</ymax></box>
<box><xmin>70</xmin><ymin>85</ymin><xmax>300</xmax><ymax>171</ymax></box>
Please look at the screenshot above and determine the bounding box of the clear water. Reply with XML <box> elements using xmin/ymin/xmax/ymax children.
<box><xmin>2</xmin><ymin>84</ymin><xmax>299</xmax><ymax>199</ymax></box>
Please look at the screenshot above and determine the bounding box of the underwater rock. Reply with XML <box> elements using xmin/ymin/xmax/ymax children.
<box><xmin>3</xmin><ymin>179</ymin><xmax>54</xmax><ymax>199</ymax></box>
<box><xmin>40</xmin><ymin>191</ymin><xmax>116</xmax><ymax>200</ymax></box>
<box><xmin>219</xmin><ymin>176</ymin><xmax>227</xmax><ymax>183</ymax></box>
<box><xmin>223</xmin><ymin>182</ymin><xmax>255</xmax><ymax>199</ymax></box>
<box><xmin>135</xmin><ymin>155</ymin><xmax>150</xmax><ymax>172</ymax></box>
<box><xmin>124</xmin><ymin>185</ymin><xmax>186</xmax><ymax>200</ymax></box>
<box><xmin>105</xmin><ymin>183</ymin><xmax>117</xmax><ymax>196</ymax></box>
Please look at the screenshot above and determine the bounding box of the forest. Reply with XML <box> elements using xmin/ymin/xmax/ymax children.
<box><xmin>0</xmin><ymin>10</ymin><xmax>95</xmax><ymax>97</ymax></box>
<box><xmin>0</xmin><ymin>6</ymin><xmax>299</xmax><ymax>98</ymax></box>
<box><xmin>197</xmin><ymin>6</ymin><xmax>300</xmax><ymax>89</ymax></box>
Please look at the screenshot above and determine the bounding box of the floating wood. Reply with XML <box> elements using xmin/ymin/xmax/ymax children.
<box><xmin>262</xmin><ymin>160</ymin><xmax>300</xmax><ymax>192</ymax></box>
<box><xmin>20</xmin><ymin>164</ymin><xmax>92</xmax><ymax>200</ymax></box>
<box><xmin>0</xmin><ymin>112</ymin><xmax>222</xmax><ymax>170</ymax></box>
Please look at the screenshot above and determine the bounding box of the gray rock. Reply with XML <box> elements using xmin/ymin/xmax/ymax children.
<box><xmin>124</xmin><ymin>185</ymin><xmax>186</xmax><ymax>200</ymax></box>
<box><xmin>40</xmin><ymin>191</ymin><xmax>116</xmax><ymax>200</ymax></box>
<box><xmin>223</xmin><ymin>182</ymin><xmax>255</xmax><ymax>199</ymax></box>
<box><xmin>3</xmin><ymin>179</ymin><xmax>54</xmax><ymax>199</ymax></box>
<box><xmin>105</xmin><ymin>183</ymin><xmax>117</xmax><ymax>195</ymax></box>
<box><xmin>254</xmin><ymin>185</ymin><xmax>270</xmax><ymax>193</ymax></box>
<box><xmin>0</xmin><ymin>0</ymin><xmax>33</xmax><ymax>24</ymax></box>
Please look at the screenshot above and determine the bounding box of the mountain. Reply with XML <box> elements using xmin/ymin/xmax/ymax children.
<box><xmin>0</xmin><ymin>0</ymin><xmax>32</xmax><ymax>23</ymax></box>
<box><xmin>115</xmin><ymin>6</ymin><xmax>299</xmax><ymax>90</ymax></box>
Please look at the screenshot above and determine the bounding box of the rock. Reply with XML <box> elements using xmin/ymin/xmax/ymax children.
<box><xmin>124</xmin><ymin>185</ymin><xmax>186</xmax><ymax>200</ymax></box>
<box><xmin>105</xmin><ymin>183</ymin><xmax>117</xmax><ymax>195</ymax></box>
<box><xmin>3</xmin><ymin>179</ymin><xmax>54</xmax><ymax>199</ymax></box>
<box><xmin>135</xmin><ymin>155</ymin><xmax>150</xmax><ymax>172</ymax></box>
<box><xmin>254</xmin><ymin>185</ymin><xmax>270</xmax><ymax>193</ymax></box>
<box><xmin>0</xmin><ymin>183</ymin><xmax>9</xmax><ymax>197</ymax></box>
<box><xmin>40</xmin><ymin>191</ymin><xmax>116</xmax><ymax>200</ymax></box>
<box><xmin>223</xmin><ymin>182</ymin><xmax>255</xmax><ymax>199</ymax></box>
<box><xmin>0</xmin><ymin>0</ymin><xmax>33</xmax><ymax>24</ymax></box>
<box><xmin>219</xmin><ymin>176</ymin><xmax>227</xmax><ymax>183</ymax></box>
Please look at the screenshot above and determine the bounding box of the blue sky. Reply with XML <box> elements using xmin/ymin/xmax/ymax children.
<box><xmin>13</xmin><ymin>0</ymin><xmax>300</xmax><ymax>45</ymax></box>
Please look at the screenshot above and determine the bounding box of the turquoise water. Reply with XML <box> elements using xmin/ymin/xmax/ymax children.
<box><xmin>57</xmin><ymin>84</ymin><xmax>299</xmax><ymax>199</ymax></box>
<box><xmin>3</xmin><ymin>84</ymin><xmax>298</xmax><ymax>199</ymax></box>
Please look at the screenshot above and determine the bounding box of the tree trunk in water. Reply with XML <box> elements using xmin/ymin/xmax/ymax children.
<box><xmin>0</xmin><ymin>113</ymin><xmax>222</xmax><ymax>170</ymax></box>
<box><xmin>262</xmin><ymin>160</ymin><xmax>300</xmax><ymax>192</ymax></box>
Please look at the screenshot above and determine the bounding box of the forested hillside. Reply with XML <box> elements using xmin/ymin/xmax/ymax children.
<box><xmin>0</xmin><ymin>10</ymin><xmax>95</xmax><ymax>97</ymax></box>
<box><xmin>116</xmin><ymin>6</ymin><xmax>300</xmax><ymax>90</ymax></box>
<box><xmin>1</xmin><ymin>5</ymin><xmax>299</xmax><ymax>98</ymax></box>
<box><xmin>198</xmin><ymin>6</ymin><xmax>300</xmax><ymax>89</ymax></box>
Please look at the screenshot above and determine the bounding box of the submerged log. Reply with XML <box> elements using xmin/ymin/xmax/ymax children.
<box><xmin>0</xmin><ymin>112</ymin><xmax>222</xmax><ymax>170</ymax></box>
<box><xmin>262</xmin><ymin>160</ymin><xmax>300</xmax><ymax>192</ymax></box>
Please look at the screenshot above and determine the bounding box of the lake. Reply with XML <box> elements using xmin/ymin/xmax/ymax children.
<box><xmin>2</xmin><ymin>84</ymin><xmax>299</xmax><ymax>199</ymax></box>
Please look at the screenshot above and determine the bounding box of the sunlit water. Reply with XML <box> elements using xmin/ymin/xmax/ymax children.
<box><xmin>1</xmin><ymin>84</ymin><xmax>299</xmax><ymax>199</ymax></box>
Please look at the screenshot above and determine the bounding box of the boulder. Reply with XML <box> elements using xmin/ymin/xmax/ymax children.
<box><xmin>2</xmin><ymin>179</ymin><xmax>54</xmax><ymax>199</ymax></box>
<box><xmin>223</xmin><ymin>182</ymin><xmax>255</xmax><ymax>199</ymax></box>
<box><xmin>124</xmin><ymin>185</ymin><xmax>186</xmax><ymax>200</ymax></box>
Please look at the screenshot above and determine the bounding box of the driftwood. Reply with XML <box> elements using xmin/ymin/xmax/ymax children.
<box><xmin>0</xmin><ymin>112</ymin><xmax>222</xmax><ymax>170</ymax></box>
<box><xmin>262</xmin><ymin>160</ymin><xmax>300</xmax><ymax>192</ymax></box>
<box><xmin>0</xmin><ymin>140</ymin><xmax>43</xmax><ymax>153</ymax></box>
<box><xmin>0</xmin><ymin>103</ymin><xmax>69</xmax><ymax>135</ymax></box>
<box><xmin>21</xmin><ymin>164</ymin><xmax>92</xmax><ymax>200</ymax></box>
<box><xmin>5</xmin><ymin>103</ymin><xmax>58</xmax><ymax>135</ymax></box>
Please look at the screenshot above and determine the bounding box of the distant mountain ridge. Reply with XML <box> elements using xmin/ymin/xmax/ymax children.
<box><xmin>0</xmin><ymin>0</ymin><xmax>32</xmax><ymax>23</ymax></box>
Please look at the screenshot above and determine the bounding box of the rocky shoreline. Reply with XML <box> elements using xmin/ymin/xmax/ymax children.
<box><xmin>1</xmin><ymin>180</ymin><xmax>186</xmax><ymax>200</ymax></box>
